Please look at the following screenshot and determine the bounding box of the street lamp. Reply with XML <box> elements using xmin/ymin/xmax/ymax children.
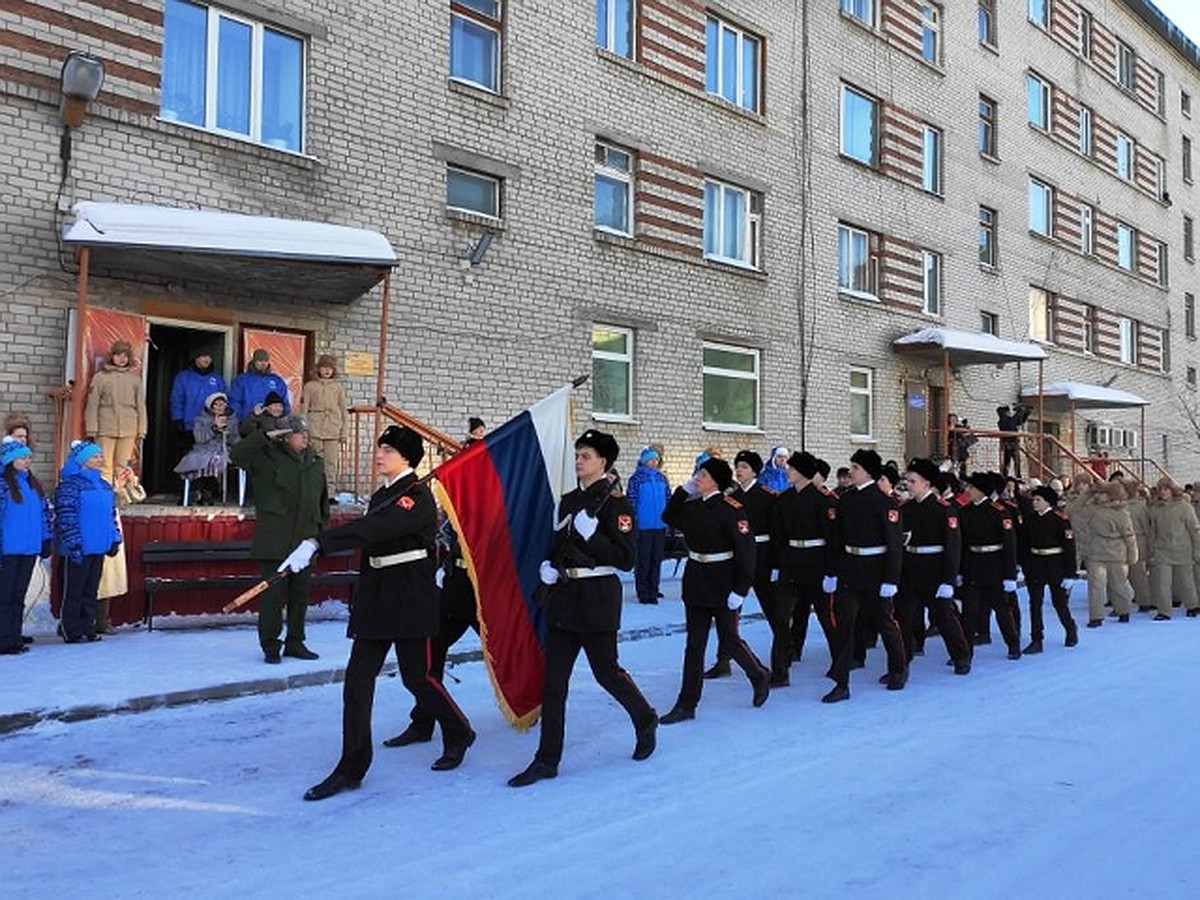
<box><xmin>60</xmin><ymin>51</ymin><xmax>105</xmax><ymax>128</ymax></box>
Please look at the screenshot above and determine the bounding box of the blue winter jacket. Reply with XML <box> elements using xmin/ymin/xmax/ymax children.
<box><xmin>229</xmin><ymin>369</ymin><xmax>290</xmax><ymax>420</ymax></box>
<box><xmin>170</xmin><ymin>365</ymin><xmax>228</xmax><ymax>428</ymax></box>
<box><xmin>759</xmin><ymin>463</ymin><xmax>791</xmax><ymax>492</ymax></box>
<box><xmin>54</xmin><ymin>460</ymin><xmax>120</xmax><ymax>559</ymax></box>
<box><xmin>626</xmin><ymin>464</ymin><xmax>670</xmax><ymax>530</ymax></box>
<box><xmin>0</xmin><ymin>470</ymin><xmax>52</xmax><ymax>555</ymax></box>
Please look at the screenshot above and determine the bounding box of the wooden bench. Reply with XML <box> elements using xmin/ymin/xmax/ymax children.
<box><xmin>142</xmin><ymin>540</ymin><xmax>358</xmax><ymax>631</ymax></box>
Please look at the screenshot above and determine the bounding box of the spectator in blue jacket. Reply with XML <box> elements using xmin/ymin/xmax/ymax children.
<box><xmin>54</xmin><ymin>440</ymin><xmax>121</xmax><ymax>643</ymax></box>
<box><xmin>230</xmin><ymin>349</ymin><xmax>291</xmax><ymax>421</ymax></box>
<box><xmin>0</xmin><ymin>437</ymin><xmax>52</xmax><ymax>654</ymax></box>
<box><xmin>759</xmin><ymin>445</ymin><xmax>791</xmax><ymax>492</ymax></box>
<box><xmin>627</xmin><ymin>445</ymin><xmax>671</xmax><ymax>605</ymax></box>
<box><xmin>170</xmin><ymin>347</ymin><xmax>227</xmax><ymax>440</ymax></box>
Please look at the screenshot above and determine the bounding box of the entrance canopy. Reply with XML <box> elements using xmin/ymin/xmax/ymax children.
<box><xmin>1020</xmin><ymin>381</ymin><xmax>1149</xmax><ymax>410</ymax></box>
<box><xmin>62</xmin><ymin>202</ymin><xmax>397</xmax><ymax>303</ymax></box>
<box><xmin>893</xmin><ymin>327</ymin><xmax>1047</xmax><ymax>366</ymax></box>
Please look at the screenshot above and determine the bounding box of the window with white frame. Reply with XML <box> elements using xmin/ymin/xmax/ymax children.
<box><xmin>1187</xmin><ymin>292</ymin><xmax>1196</xmax><ymax>338</ymax></box>
<box><xmin>591</xmin><ymin>325</ymin><xmax>634</xmax><ymax>418</ymax></box>
<box><xmin>703</xmin><ymin>179</ymin><xmax>762</xmax><ymax>268</ymax></box>
<box><xmin>837</xmin><ymin>223</ymin><xmax>878</xmax><ymax>297</ymax></box>
<box><xmin>922</xmin><ymin>125</ymin><xmax>942</xmax><ymax>194</ymax></box>
<box><xmin>1162</xmin><ymin>327</ymin><xmax>1171</xmax><ymax>373</ymax></box>
<box><xmin>978</xmin><ymin>0</ymin><xmax>996</xmax><ymax>47</ymax></box>
<box><xmin>1029</xmin><ymin>287</ymin><xmax>1054</xmax><ymax>343</ymax></box>
<box><xmin>981</xmin><ymin>310</ymin><xmax>999</xmax><ymax>336</ymax></box>
<box><xmin>1078</xmin><ymin>104</ymin><xmax>1093</xmax><ymax>156</ymax></box>
<box><xmin>1184</xmin><ymin>136</ymin><xmax>1193</xmax><ymax>183</ymax></box>
<box><xmin>841</xmin><ymin>84</ymin><xmax>879</xmax><ymax>166</ymax></box>
<box><xmin>161</xmin><ymin>0</ymin><xmax>306</xmax><ymax>152</ymax></box>
<box><xmin>1119</xmin><ymin>317</ymin><xmax>1138</xmax><ymax>364</ymax></box>
<box><xmin>921</xmin><ymin>4</ymin><xmax>941</xmax><ymax>64</ymax></box>
<box><xmin>1183</xmin><ymin>90</ymin><xmax>1193</xmax><ymax>118</ymax></box>
<box><xmin>596</xmin><ymin>0</ymin><xmax>633</xmax><ymax>58</ymax></box>
<box><xmin>1117</xmin><ymin>222</ymin><xmax>1134</xmax><ymax>270</ymax></box>
<box><xmin>1188</xmin><ymin>366</ymin><xmax>1196</xmax><ymax>387</ymax></box>
<box><xmin>1158</xmin><ymin>242</ymin><xmax>1169</xmax><ymax>286</ymax></box>
<box><xmin>594</xmin><ymin>141</ymin><xmax>633</xmax><ymax>236</ymax></box>
<box><xmin>979</xmin><ymin>94</ymin><xmax>998</xmax><ymax>157</ymax></box>
<box><xmin>1027</xmin><ymin>73</ymin><xmax>1050</xmax><ymax>129</ymax></box>
<box><xmin>1116</xmin><ymin>131</ymin><xmax>1134</xmax><ymax>180</ymax></box>
<box><xmin>446</xmin><ymin>165</ymin><xmax>500</xmax><ymax>218</ymax></box>
<box><xmin>1116</xmin><ymin>40</ymin><xmax>1136</xmax><ymax>91</ymax></box>
<box><xmin>1082</xmin><ymin>304</ymin><xmax>1097</xmax><ymax>354</ymax></box>
<box><xmin>979</xmin><ymin>205</ymin><xmax>997</xmax><ymax>267</ymax></box>
<box><xmin>1029</xmin><ymin>178</ymin><xmax>1053</xmax><ymax>236</ymax></box>
<box><xmin>1028</xmin><ymin>0</ymin><xmax>1048</xmax><ymax>29</ymax></box>
<box><xmin>1187</xmin><ymin>215</ymin><xmax>1195</xmax><ymax>262</ymax></box>
<box><xmin>702</xmin><ymin>342</ymin><xmax>759</xmax><ymax>429</ymax></box>
<box><xmin>1077</xmin><ymin>9</ymin><xmax>1092</xmax><ymax>57</ymax></box>
<box><xmin>450</xmin><ymin>1</ymin><xmax>502</xmax><ymax>92</ymax></box>
<box><xmin>1156</xmin><ymin>158</ymin><xmax>1167</xmax><ymax>201</ymax></box>
<box><xmin>922</xmin><ymin>250</ymin><xmax>942</xmax><ymax>316</ymax></box>
<box><xmin>1080</xmin><ymin>203</ymin><xmax>1094</xmax><ymax>254</ymax></box>
<box><xmin>841</xmin><ymin>0</ymin><xmax>875</xmax><ymax>27</ymax></box>
<box><xmin>849</xmin><ymin>366</ymin><xmax>874</xmax><ymax>440</ymax></box>
<box><xmin>705</xmin><ymin>16</ymin><xmax>761</xmax><ymax>113</ymax></box>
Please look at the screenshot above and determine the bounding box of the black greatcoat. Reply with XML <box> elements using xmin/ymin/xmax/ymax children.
<box><xmin>1021</xmin><ymin>509</ymin><xmax>1077</xmax><ymax>583</ymax></box>
<box><xmin>900</xmin><ymin>492</ymin><xmax>962</xmax><ymax>592</ymax></box>
<box><xmin>662</xmin><ymin>487</ymin><xmax>756</xmax><ymax>606</ymax></box>
<box><xmin>771</xmin><ymin>481</ymin><xmax>839</xmax><ymax>587</ymax></box>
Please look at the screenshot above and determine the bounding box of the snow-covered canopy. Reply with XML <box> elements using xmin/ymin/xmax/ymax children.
<box><xmin>893</xmin><ymin>327</ymin><xmax>1047</xmax><ymax>365</ymax></box>
<box><xmin>62</xmin><ymin>202</ymin><xmax>397</xmax><ymax>303</ymax></box>
<box><xmin>1020</xmin><ymin>381</ymin><xmax>1149</xmax><ymax>410</ymax></box>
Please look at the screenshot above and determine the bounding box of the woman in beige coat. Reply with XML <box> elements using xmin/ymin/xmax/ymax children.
<box><xmin>300</xmin><ymin>354</ymin><xmax>349</xmax><ymax>495</ymax></box>
<box><xmin>1146</xmin><ymin>479</ymin><xmax>1200</xmax><ymax>620</ymax></box>
<box><xmin>84</xmin><ymin>340</ymin><xmax>146</xmax><ymax>483</ymax></box>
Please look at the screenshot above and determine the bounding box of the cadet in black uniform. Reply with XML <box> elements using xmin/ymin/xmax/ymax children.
<box><xmin>286</xmin><ymin>426</ymin><xmax>475</xmax><ymax>801</ymax></box>
<box><xmin>898</xmin><ymin>459</ymin><xmax>972</xmax><ymax>676</ymax></box>
<box><xmin>958</xmin><ymin>472</ymin><xmax>1023</xmax><ymax>661</ymax></box>
<box><xmin>1020</xmin><ymin>485</ymin><xmax>1079</xmax><ymax>653</ymax></box>
<box><xmin>660</xmin><ymin>457</ymin><xmax>770</xmax><ymax>723</ymax></box>
<box><xmin>508</xmin><ymin>430</ymin><xmax>657</xmax><ymax>787</ymax></box>
<box><xmin>823</xmin><ymin>449</ymin><xmax>906</xmax><ymax>703</ymax></box>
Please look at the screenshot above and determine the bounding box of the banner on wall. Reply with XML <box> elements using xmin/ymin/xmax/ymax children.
<box><xmin>240</xmin><ymin>327</ymin><xmax>307</xmax><ymax>408</ymax></box>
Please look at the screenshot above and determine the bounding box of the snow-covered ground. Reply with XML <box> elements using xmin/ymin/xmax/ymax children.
<box><xmin>1</xmin><ymin>581</ymin><xmax>1196</xmax><ymax>899</ymax></box>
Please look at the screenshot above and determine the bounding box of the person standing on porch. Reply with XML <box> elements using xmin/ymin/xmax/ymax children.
<box><xmin>83</xmin><ymin>340</ymin><xmax>146</xmax><ymax>483</ymax></box>
<box><xmin>230</xmin><ymin>349</ymin><xmax>291</xmax><ymax>422</ymax></box>
<box><xmin>169</xmin><ymin>347</ymin><xmax>225</xmax><ymax>457</ymax></box>
<box><xmin>300</xmin><ymin>354</ymin><xmax>349</xmax><ymax>496</ymax></box>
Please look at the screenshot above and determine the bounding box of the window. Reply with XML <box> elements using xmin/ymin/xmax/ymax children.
<box><xmin>1185</xmin><ymin>136</ymin><xmax>1193</xmax><ymax>183</ymax></box>
<box><xmin>979</xmin><ymin>206</ymin><xmax>997</xmax><ymax>267</ymax></box>
<box><xmin>705</xmin><ymin>16</ymin><xmax>761</xmax><ymax>113</ymax></box>
<box><xmin>703</xmin><ymin>180</ymin><xmax>762</xmax><ymax>268</ymax></box>
<box><xmin>1188</xmin><ymin>366</ymin><xmax>1197</xmax><ymax>387</ymax></box>
<box><xmin>1186</xmin><ymin>215</ymin><xmax>1195</xmax><ymax>262</ymax></box>
<box><xmin>591</xmin><ymin>326</ymin><xmax>633</xmax><ymax>418</ymax></box>
<box><xmin>1027</xmin><ymin>74</ymin><xmax>1050</xmax><ymax>129</ymax></box>
<box><xmin>922</xmin><ymin>250</ymin><xmax>942</xmax><ymax>316</ymax></box>
<box><xmin>1078</xmin><ymin>104</ymin><xmax>1093</xmax><ymax>156</ymax></box>
<box><xmin>978</xmin><ymin>0</ymin><xmax>996</xmax><ymax>47</ymax></box>
<box><xmin>594</xmin><ymin>141</ymin><xmax>633</xmax><ymax>236</ymax></box>
<box><xmin>1158</xmin><ymin>243</ymin><xmax>1169</xmax><ymax>286</ymax></box>
<box><xmin>1183</xmin><ymin>90</ymin><xmax>1193</xmax><ymax>118</ymax></box>
<box><xmin>981</xmin><ymin>310</ymin><xmax>999</xmax><ymax>336</ymax></box>
<box><xmin>841</xmin><ymin>0</ymin><xmax>875</xmax><ymax>26</ymax></box>
<box><xmin>921</xmin><ymin>4</ymin><xmax>941</xmax><ymax>64</ymax></box>
<box><xmin>979</xmin><ymin>94</ymin><xmax>997</xmax><ymax>157</ymax></box>
<box><xmin>1117</xmin><ymin>222</ymin><xmax>1134</xmax><ymax>270</ymax></box>
<box><xmin>1116</xmin><ymin>132</ymin><xmax>1133</xmax><ymax>180</ymax></box>
<box><xmin>160</xmin><ymin>0</ymin><xmax>306</xmax><ymax>152</ymax></box>
<box><xmin>849</xmin><ymin>367</ymin><xmax>873</xmax><ymax>439</ymax></box>
<box><xmin>1119</xmin><ymin>318</ymin><xmax>1138</xmax><ymax>364</ymax></box>
<box><xmin>1187</xmin><ymin>292</ymin><xmax>1196</xmax><ymax>338</ymax></box>
<box><xmin>837</xmin><ymin>223</ymin><xmax>877</xmax><ymax>297</ymax></box>
<box><xmin>1029</xmin><ymin>287</ymin><xmax>1054</xmax><ymax>343</ymax></box>
<box><xmin>1082</xmin><ymin>305</ymin><xmax>1097</xmax><ymax>354</ymax></box>
<box><xmin>841</xmin><ymin>85</ymin><xmax>879</xmax><ymax>166</ymax></box>
<box><xmin>1077</xmin><ymin>9</ymin><xmax>1092</xmax><ymax>58</ymax></box>
<box><xmin>450</xmin><ymin>1</ymin><xmax>502</xmax><ymax>92</ymax></box>
<box><xmin>922</xmin><ymin>125</ymin><xmax>942</xmax><ymax>194</ymax></box>
<box><xmin>596</xmin><ymin>0</ymin><xmax>633</xmax><ymax>57</ymax></box>
<box><xmin>1116</xmin><ymin>40</ymin><xmax>1136</xmax><ymax>91</ymax></box>
<box><xmin>702</xmin><ymin>342</ymin><xmax>759</xmax><ymax>429</ymax></box>
<box><xmin>1156</xmin><ymin>158</ymin><xmax>1168</xmax><ymax>201</ymax></box>
<box><xmin>1028</xmin><ymin>0</ymin><xmax>1048</xmax><ymax>29</ymax></box>
<box><xmin>1029</xmin><ymin>178</ymin><xmax>1053</xmax><ymax>236</ymax></box>
<box><xmin>1163</xmin><ymin>328</ymin><xmax>1171</xmax><ymax>373</ymax></box>
<box><xmin>1079</xmin><ymin>203</ymin><xmax>1094</xmax><ymax>254</ymax></box>
<box><xmin>446</xmin><ymin>166</ymin><xmax>500</xmax><ymax>218</ymax></box>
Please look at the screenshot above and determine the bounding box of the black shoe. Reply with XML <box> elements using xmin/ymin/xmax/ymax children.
<box><xmin>62</xmin><ymin>635</ymin><xmax>84</xmax><ymax>644</ymax></box>
<box><xmin>953</xmin><ymin>661</ymin><xmax>972</xmax><ymax>676</ymax></box>
<box><xmin>1086</xmin><ymin>619</ymin><xmax>1103</xmax><ymax>629</ymax></box>
<box><xmin>303</xmin><ymin>772</ymin><xmax>361</xmax><ymax>801</ymax></box>
<box><xmin>1187</xmin><ymin>608</ymin><xmax>1199</xmax><ymax>618</ymax></box>
<box><xmin>85</xmin><ymin>634</ymin><xmax>102</xmax><ymax>642</ymax></box>
<box><xmin>1023</xmin><ymin>640</ymin><xmax>1043</xmax><ymax>655</ymax></box>
<box><xmin>383</xmin><ymin>723</ymin><xmax>433</xmax><ymax>747</ymax></box>
<box><xmin>878</xmin><ymin>673</ymin><xmax>891</xmax><ymax>685</ymax></box>
<box><xmin>703</xmin><ymin>660</ymin><xmax>731</xmax><ymax>679</ymax></box>
<box><xmin>264</xmin><ymin>646</ymin><xmax>282</xmax><ymax>664</ymax></box>
<box><xmin>1153</xmin><ymin>613</ymin><xmax>1171</xmax><ymax>621</ymax></box>
<box><xmin>507</xmin><ymin>759</ymin><xmax>558</xmax><ymax>788</ymax></box>
<box><xmin>1118</xmin><ymin>614</ymin><xmax>1130</xmax><ymax>623</ymax></box>
<box><xmin>632</xmin><ymin>715</ymin><xmax>658</xmax><ymax>761</ymax></box>
<box><xmin>0</xmin><ymin>646</ymin><xmax>24</xmax><ymax>655</ymax></box>
<box><xmin>660</xmin><ymin>705</ymin><xmax>695</xmax><ymax>725</ymax></box>
<box><xmin>638</xmin><ymin>599</ymin><xmax>659</xmax><ymax>605</ymax></box>
<box><xmin>21</xmin><ymin>636</ymin><xmax>33</xmax><ymax>645</ymax></box>
<box><xmin>1007</xmin><ymin>647</ymin><xmax>1022</xmax><ymax>660</ymax></box>
<box><xmin>751</xmin><ymin>671</ymin><xmax>770</xmax><ymax>708</ymax></box>
<box><xmin>283</xmin><ymin>643</ymin><xmax>320</xmax><ymax>660</ymax></box>
<box><xmin>885</xmin><ymin>669</ymin><xmax>908</xmax><ymax>691</ymax></box>
<box><xmin>769</xmin><ymin>673</ymin><xmax>790</xmax><ymax>688</ymax></box>
<box><xmin>1065</xmin><ymin>627</ymin><xmax>1079</xmax><ymax>647</ymax></box>
<box><xmin>821</xmin><ymin>685</ymin><xmax>850</xmax><ymax>704</ymax></box>
<box><xmin>431</xmin><ymin>730</ymin><xmax>476</xmax><ymax>771</ymax></box>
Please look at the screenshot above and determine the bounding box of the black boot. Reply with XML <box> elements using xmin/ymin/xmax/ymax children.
<box><xmin>632</xmin><ymin>714</ymin><xmax>658</xmax><ymax>761</ymax></box>
<box><xmin>431</xmin><ymin>730</ymin><xmax>476</xmax><ymax>771</ymax></box>
<box><xmin>508</xmin><ymin>759</ymin><xmax>558</xmax><ymax>788</ymax></box>
<box><xmin>303</xmin><ymin>772</ymin><xmax>361</xmax><ymax>801</ymax></box>
<box><xmin>953</xmin><ymin>660</ymin><xmax>972</xmax><ymax>675</ymax></box>
<box><xmin>751</xmin><ymin>670</ymin><xmax>770</xmax><ymax>707</ymax></box>
<box><xmin>383</xmin><ymin>723</ymin><xmax>433</xmax><ymax>747</ymax></box>
<box><xmin>1065</xmin><ymin>625</ymin><xmax>1079</xmax><ymax>647</ymax></box>
<box><xmin>821</xmin><ymin>684</ymin><xmax>850</xmax><ymax>703</ymax></box>
<box><xmin>703</xmin><ymin>659</ymin><xmax>731</xmax><ymax>679</ymax></box>
<box><xmin>1023</xmin><ymin>640</ymin><xmax>1043</xmax><ymax>654</ymax></box>
<box><xmin>283</xmin><ymin>642</ymin><xmax>320</xmax><ymax>660</ymax></box>
<box><xmin>660</xmin><ymin>705</ymin><xmax>695</xmax><ymax>725</ymax></box>
<box><xmin>885</xmin><ymin>668</ymin><xmax>908</xmax><ymax>691</ymax></box>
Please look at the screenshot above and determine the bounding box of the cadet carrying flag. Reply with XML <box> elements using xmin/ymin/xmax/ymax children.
<box><xmin>431</xmin><ymin>385</ymin><xmax>574</xmax><ymax>729</ymax></box>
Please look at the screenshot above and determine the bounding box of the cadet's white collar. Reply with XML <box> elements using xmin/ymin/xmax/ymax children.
<box><xmin>383</xmin><ymin>467</ymin><xmax>413</xmax><ymax>488</ymax></box>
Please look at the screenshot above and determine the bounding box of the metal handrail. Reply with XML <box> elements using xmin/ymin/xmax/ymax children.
<box><xmin>346</xmin><ymin>404</ymin><xmax>464</xmax><ymax>498</ymax></box>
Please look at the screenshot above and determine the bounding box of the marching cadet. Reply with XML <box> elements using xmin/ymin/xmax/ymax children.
<box><xmin>1146</xmin><ymin>479</ymin><xmax>1200</xmax><ymax>620</ymax></box>
<box><xmin>823</xmin><ymin>449</ymin><xmax>906</xmax><ymax>703</ymax></box>
<box><xmin>282</xmin><ymin>425</ymin><xmax>475</xmax><ymax>801</ymax></box>
<box><xmin>660</xmin><ymin>457</ymin><xmax>770</xmax><ymax>723</ymax></box>
<box><xmin>508</xmin><ymin>430</ymin><xmax>657</xmax><ymax>787</ymax></box>
<box><xmin>704</xmin><ymin>450</ymin><xmax>776</xmax><ymax>680</ymax></box>
<box><xmin>897</xmin><ymin>459</ymin><xmax>972</xmax><ymax>676</ymax></box>
<box><xmin>1084</xmin><ymin>481</ymin><xmax>1138</xmax><ymax>628</ymax></box>
<box><xmin>958</xmin><ymin>472</ymin><xmax>1023</xmax><ymax>660</ymax></box>
<box><xmin>792</xmin><ymin>456</ymin><xmax>838</xmax><ymax>659</ymax></box>
<box><xmin>1020</xmin><ymin>485</ymin><xmax>1079</xmax><ymax>652</ymax></box>
<box><xmin>770</xmin><ymin>451</ymin><xmax>838</xmax><ymax>681</ymax></box>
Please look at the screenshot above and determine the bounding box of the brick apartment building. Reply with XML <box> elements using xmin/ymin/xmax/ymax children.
<box><xmin>2</xmin><ymin>0</ymin><xmax>1200</xmax><ymax>491</ymax></box>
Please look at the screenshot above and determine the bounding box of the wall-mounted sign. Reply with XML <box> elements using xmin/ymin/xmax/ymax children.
<box><xmin>344</xmin><ymin>351</ymin><xmax>375</xmax><ymax>376</ymax></box>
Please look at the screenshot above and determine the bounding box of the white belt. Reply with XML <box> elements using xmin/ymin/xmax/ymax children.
<box><xmin>905</xmin><ymin>545</ymin><xmax>944</xmax><ymax>555</ymax></box>
<box><xmin>789</xmin><ymin>538</ymin><xmax>826</xmax><ymax>549</ymax></box>
<box><xmin>1030</xmin><ymin>547</ymin><xmax>1064</xmax><ymax>556</ymax></box>
<box><xmin>368</xmin><ymin>548</ymin><xmax>428</xmax><ymax>568</ymax></box>
<box><xmin>454</xmin><ymin>557</ymin><xmax>470</xmax><ymax>569</ymax></box>
<box><xmin>844</xmin><ymin>545</ymin><xmax>886</xmax><ymax>557</ymax></box>
<box><xmin>969</xmin><ymin>544</ymin><xmax>1003</xmax><ymax>553</ymax></box>
<box><xmin>754</xmin><ymin>534</ymin><xmax>770</xmax><ymax>544</ymax></box>
<box><xmin>564</xmin><ymin>566</ymin><xmax>616</xmax><ymax>579</ymax></box>
<box><xmin>689</xmin><ymin>551</ymin><xmax>734</xmax><ymax>563</ymax></box>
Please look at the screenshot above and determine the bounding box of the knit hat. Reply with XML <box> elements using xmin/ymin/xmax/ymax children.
<box><xmin>1032</xmin><ymin>485</ymin><xmax>1059</xmax><ymax>506</ymax></box>
<box><xmin>787</xmin><ymin>450</ymin><xmax>819</xmax><ymax>479</ymax></box>
<box><xmin>468</xmin><ymin>416</ymin><xmax>485</xmax><ymax>433</ymax></box>
<box><xmin>109</xmin><ymin>340</ymin><xmax>133</xmax><ymax>360</ymax></box>
<box><xmin>0</xmin><ymin>436</ymin><xmax>31</xmax><ymax>467</ymax></box>
<box><xmin>576</xmin><ymin>429</ymin><xmax>619</xmax><ymax>468</ymax></box>
<box><xmin>204</xmin><ymin>391</ymin><xmax>228</xmax><ymax>411</ymax></box>
<box><xmin>263</xmin><ymin>391</ymin><xmax>286</xmax><ymax>407</ymax></box>
<box><xmin>699</xmin><ymin>457</ymin><xmax>734</xmax><ymax>492</ymax></box>
<box><xmin>815</xmin><ymin>458</ymin><xmax>831</xmax><ymax>480</ymax></box>
<box><xmin>191</xmin><ymin>345</ymin><xmax>215</xmax><ymax>361</ymax></box>
<box><xmin>850</xmin><ymin>448</ymin><xmax>883</xmax><ymax>480</ymax></box>
<box><xmin>277</xmin><ymin>415</ymin><xmax>310</xmax><ymax>435</ymax></box>
<box><xmin>69</xmin><ymin>439</ymin><xmax>102</xmax><ymax>466</ymax></box>
<box><xmin>638</xmin><ymin>446</ymin><xmax>661</xmax><ymax>466</ymax></box>
<box><xmin>693</xmin><ymin>451</ymin><xmax>713</xmax><ymax>474</ymax></box>
<box><xmin>733</xmin><ymin>449</ymin><xmax>763</xmax><ymax>474</ymax></box>
<box><xmin>880</xmin><ymin>463</ymin><xmax>901</xmax><ymax>487</ymax></box>
<box><xmin>251</xmin><ymin>349</ymin><xmax>270</xmax><ymax>363</ymax></box>
<box><xmin>317</xmin><ymin>354</ymin><xmax>337</xmax><ymax>370</ymax></box>
<box><xmin>770</xmin><ymin>445</ymin><xmax>790</xmax><ymax>462</ymax></box>
<box><xmin>379</xmin><ymin>425</ymin><xmax>424</xmax><ymax>465</ymax></box>
<box><xmin>965</xmin><ymin>471</ymin><xmax>994</xmax><ymax>494</ymax></box>
<box><xmin>906</xmin><ymin>457</ymin><xmax>940</xmax><ymax>486</ymax></box>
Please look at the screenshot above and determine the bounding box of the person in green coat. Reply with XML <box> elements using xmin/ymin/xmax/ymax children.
<box><xmin>230</xmin><ymin>414</ymin><xmax>328</xmax><ymax>662</ymax></box>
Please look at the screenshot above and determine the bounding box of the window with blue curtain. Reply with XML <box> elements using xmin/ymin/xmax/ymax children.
<box><xmin>597</xmin><ymin>0</ymin><xmax>633</xmax><ymax>57</ymax></box>
<box><xmin>161</xmin><ymin>0</ymin><xmax>207</xmax><ymax>126</ymax></box>
<box><xmin>451</xmin><ymin>1</ymin><xmax>501</xmax><ymax>91</ymax></box>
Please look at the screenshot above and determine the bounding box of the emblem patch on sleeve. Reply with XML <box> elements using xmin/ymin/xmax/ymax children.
<box><xmin>887</xmin><ymin>509</ymin><xmax>899</xmax><ymax>523</ymax></box>
<box><xmin>617</xmin><ymin>514</ymin><xmax>633</xmax><ymax>533</ymax></box>
<box><xmin>396</xmin><ymin>496</ymin><xmax>415</xmax><ymax>510</ymax></box>
<box><xmin>827</xmin><ymin>508</ymin><xmax>837</xmax><ymax>520</ymax></box>
<box><xmin>1065</xmin><ymin>529</ymin><xmax>1074</xmax><ymax>539</ymax></box>
<box><xmin>948</xmin><ymin>516</ymin><xmax>958</xmax><ymax>530</ymax></box>
<box><xmin>1002</xmin><ymin>517</ymin><xmax>1012</xmax><ymax>530</ymax></box>
<box><xmin>737</xmin><ymin>519</ymin><xmax>750</xmax><ymax>534</ymax></box>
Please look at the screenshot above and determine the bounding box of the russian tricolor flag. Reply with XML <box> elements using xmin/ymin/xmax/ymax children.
<box><xmin>432</xmin><ymin>386</ymin><xmax>574</xmax><ymax>729</ymax></box>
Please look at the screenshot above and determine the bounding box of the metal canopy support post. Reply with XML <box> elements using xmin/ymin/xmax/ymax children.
<box><xmin>374</xmin><ymin>270</ymin><xmax>391</xmax><ymax>444</ymax></box>
<box><xmin>1069</xmin><ymin>399</ymin><xmax>1076</xmax><ymax>476</ymax></box>
<box><xmin>70</xmin><ymin>246</ymin><xmax>91</xmax><ymax>442</ymax></box>
<box><xmin>943</xmin><ymin>350</ymin><xmax>951</xmax><ymax>461</ymax></box>
<box><xmin>1037</xmin><ymin>359</ymin><xmax>1045</xmax><ymax>479</ymax></box>
<box><xmin>1141</xmin><ymin>406</ymin><xmax>1146</xmax><ymax>482</ymax></box>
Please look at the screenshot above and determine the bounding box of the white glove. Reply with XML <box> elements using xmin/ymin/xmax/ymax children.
<box><xmin>822</xmin><ymin>575</ymin><xmax>838</xmax><ymax>594</ymax></box>
<box><xmin>278</xmin><ymin>538</ymin><xmax>318</xmax><ymax>574</ymax></box>
<box><xmin>954</xmin><ymin>574</ymin><xmax>964</xmax><ymax>587</ymax></box>
<box><xmin>770</xmin><ymin>569</ymin><xmax>780</xmax><ymax>583</ymax></box>
<box><xmin>435</xmin><ymin>568</ymin><xmax>446</xmax><ymax>589</ymax></box>
<box><xmin>727</xmin><ymin>593</ymin><xmax>745</xmax><ymax>611</ymax></box>
<box><xmin>538</xmin><ymin>560</ymin><xmax>559</xmax><ymax>585</ymax></box>
<box><xmin>682</xmin><ymin>476</ymin><xmax>701</xmax><ymax>497</ymax></box>
<box><xmin>879</xmin><ymin>583</ymin><xmax>898</xmax><ymax>599</ymax></box>
<box><xmin>1060</xmin><ymin>578</ymin><xmax>1073</xmax><ymax>590</ymax></box>
<box><xmin>573</xmin><ymin>509</ymin><xmax>599</xmax><ymax>541</ymax></box>
<box><xmin>935</xmin><ymin>583</ymin><xmax>955</xmax><ymax>600</ymax></box>
<box><xmin>1002</xmin><ymin>579</ymin><xmax>1018</xmax><ymax>593</ymax></box>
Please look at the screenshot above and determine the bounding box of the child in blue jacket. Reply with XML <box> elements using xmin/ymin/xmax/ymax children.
<box><xmin>54</xmin><ymin>440</ymin><xmax>121</xmax><ymax>643</ymax></box>
<box><xmin>0</xmin><ymin>437</ymin><xmax>52</xmax><ymax>654</ymax></box>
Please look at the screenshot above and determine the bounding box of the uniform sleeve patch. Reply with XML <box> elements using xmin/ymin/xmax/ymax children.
<box><xmin>617</xmin><ymin>514</ymin><xmax>633</xmax><ymax>533</ymax></box>
<box><xmin>827</xmin><ymin>507</ymin><xmax>837</xmax><ymax>521</ymax></box>
<box><xmin>1002</xmin><ymin>517</ymin><xmax>1012</xmax><ymax>530</ymax></box>
<box><xmin>948</xmin><ymin>516</ymin><xmax>958</xmax><ymax>530</ymax></box>
<box><xmin>396</xmin><ymin>495</ymin><xmax>415</xmax><ymax>510</ymax></box>
<box><xmin>887</xmin><ymin>509</ymin><xmax>900</xmax><ymax>523</ymax></box>
<box><xmin>1065</xmin><ymin>529</ymin><xmax>1074</xmax><ymax>539</ymax></box>
<box><xmin>737</xmin><ymin>519</ymin><xmax>750</xmax><ymax>534</ymax></box>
